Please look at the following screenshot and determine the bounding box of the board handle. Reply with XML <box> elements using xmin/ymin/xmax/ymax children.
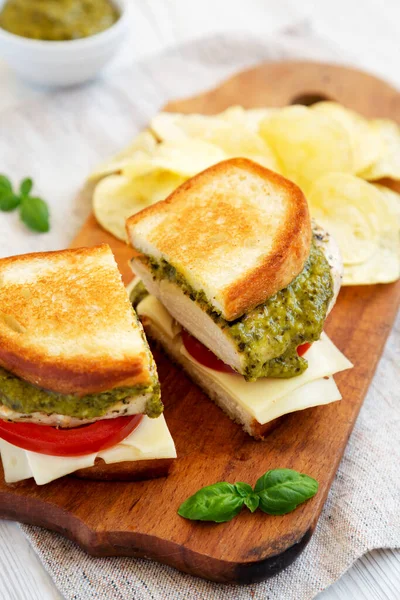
<box><xmin>290</xmin><ymin>92</ymin><xmax>333</xmax><ymax>106</ymax></box>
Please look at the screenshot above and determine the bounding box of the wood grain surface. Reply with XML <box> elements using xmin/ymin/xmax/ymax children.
<box><xmin>0</xmin><ymin>62</ymin><xmax>399</xmax><ymax>584</ymax></box>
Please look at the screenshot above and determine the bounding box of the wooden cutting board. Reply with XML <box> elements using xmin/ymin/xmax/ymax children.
<box><xmin>0</xmin><ymin>62</ymin><xmax>399</xmax><ymax>585</ymax></box>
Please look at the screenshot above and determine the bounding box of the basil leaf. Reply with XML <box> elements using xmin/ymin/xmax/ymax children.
<box><xmin>234</xmin><ymin>482</ymin><xmax>253</xmax><ymax>498</ymax></box>
<box><xmin>20</xmin><ymin>196</ymin><xmax>50</xmax><ymax>233</ymax></box>
<box><xmin>255</xmin><ymin>469</ymin><xmax>318</xmax><ymax>515</ymax></box>
<box><xmin>178</xmin><ymin>483</ymin><xmax>244</xmax><ymax>523</ymax></box>
<box><xmin>0</xmin><ymin>193</ymin><xmax>20</xmax><ymax>211</ymax></box>
<box><xmin>244</xmin><ymin>493</ymin><xmax>260</xmax><ymax>513</ymax></box>
<box><xmin>0</xmin><ymin>176</ymin><xmax>11</xmax><ymax>188</ymax></box>
<box><xmin>20</xmin><ymin>177</ymin><xmax>33</xmax><ymax>197</ymax></box>
<box><xmin>0</xmin><ymin>175</ymin><xmax>12</xmax><ymax>196</ymax></box>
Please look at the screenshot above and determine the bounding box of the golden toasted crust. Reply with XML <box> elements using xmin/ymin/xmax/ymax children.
<box><xmin>127</xmin><ymin>158</ymin><xmax>311</xmax><ymax>320</ymax></box>
<box><xmin>74</xmin><ymin>457</ymin><xmax>174</xmax><ymax>481</ymax></box>
<box><xmin>0</xmin><ymin>244</ymin><xmax>154</xmax><ymax>394</ymax></box>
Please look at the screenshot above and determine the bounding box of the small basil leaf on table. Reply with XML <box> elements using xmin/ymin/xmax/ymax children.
<box><xmin>254</xmin><ymin>468</ymin><xmax>318</xmax><ymax>515</ymax></box>
<box><xmin>0</xmin><ymin>193</ymin><xmax>20</xmax><ymax>211</ymax></box>
<box><xmin>20</xmin><ymin>196</ymin><xmax>50</xmax><ymax>233</ymax></box>
<box><xmin>244</xmin><ymin>493</ymin><xmax>260</xmax><ymax>513</ymax></box>
<box><xmin>0</xmin><ymin>175</ymin><xmax>12</xmax><ymax>195</ymax></box>
<box><xmin>19</xmin><ymin>177</ymin><xmax>33</xmax><ymax>197</ymax></box>
<box><xmin>234</xmin><ymin>482</ymin><xmax>253</xmax><ymax>497</ymax></box>
<box><xmin>178</xmin><ymin>482</ymin><xmax>245</xmax><ymax>523</ymax></box>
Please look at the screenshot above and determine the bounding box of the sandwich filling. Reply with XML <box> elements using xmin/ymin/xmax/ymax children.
<box><xmin>0</xmin><ymin>366</ymin><xmax>162</xmax><ymax>420</ymax></box>
<box><xmin>133</xmin><ymin>234</ymin><xmax>333</xmax><ymax>381</ymax></box>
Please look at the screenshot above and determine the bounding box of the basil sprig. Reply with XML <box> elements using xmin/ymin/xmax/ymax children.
<box><xmin>0</xmin><ymin>175</ymin><xmax>50</xmax><ymax>233</ymax></box>
<box><xmin>178</xmin><ymin>469</ymin><xmax>318</xmax><ymax>523</ymax></box>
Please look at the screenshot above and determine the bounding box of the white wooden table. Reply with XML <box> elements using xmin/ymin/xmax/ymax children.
<box><xmin>0</xmin><ymin>1</ymin><xmax>399</xmax><ymax>598</ymax></box>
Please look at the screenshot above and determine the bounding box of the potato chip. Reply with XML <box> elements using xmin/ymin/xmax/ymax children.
<box><xmin>260</xmin><ymin>105</ymin><xmax>354</xmax><ymax>193</ymax></box>
<box><xmin>150</xmin><ymin>111</ymin><xmax>280</xmax><ymax>171</ymax></box>
<box><xmin>88</xmin><ymin>131</ymin><xmax>157</xmax><ymax>181</ymax></box>
<box><xmin>149</xmin><ymin>112</ymin><xmax>188</xmax><ymax>142</ymax></box>
<box><xmin>343</xmin><ymin>231</ymin><xmax>400</xmax><ymax>285</ymax></box>
<box><xmin>206</xmin><ymin>126</ymin><xmax>279</xmax><ymax>171</ymax></box>
<box><xmin>111</xmin><ymin>130</ymin><xmax>158</xmax><ymax>161</ymax></box>
<box><xmin>122</xmin><ymin>138</ymin><xmax>227</xmax><ymax>179</ymax></box>
<box><xmin>373</xmin><ymin>184</ymin><xmax>400</xmax><ymax>219</ymax></box>
<box><xmin>360</xmin><ymin>119</ymin><xmax>400</xmax><ymax>180</ymax></box>
<box><xmin>342</xmin><ymin>183</ymin><xmax>399</xmax><ymax>284</ymax></box>
<box><xmin>151</xmin><ymin>111</ymin><xmax>236</xmax><ymax>144</ymax></box>
<box><xmin>218</xmin><ymin>105</ymin><xmax>277</xmax><ymax>132</ymax></box>
<box><xmin>152</xmin><ymin>107</ymin><xmax>277</xmax><ymax>138</ymax></box>
<box><xmin>308</xmin><ymin>173</ymin><xmax>388</xmax><ymax>265</ymax></box>
<box><xmin>312</xmin><ymin>102</ymin><xmax>382</xmax><ymax>175</ymax></box>
<box><xmin>93</xmin><ymin>171</ymin><xmax>185</xmax><ymax>241</ymax></box>
<box><xmin>90</xmin><ymin>103</ymin><xmax>400</xmax><ymax>288</ymax></box>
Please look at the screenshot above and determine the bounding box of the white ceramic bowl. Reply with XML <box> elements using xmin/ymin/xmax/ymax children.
<box><xmin>0</xmin><ymin>0</ymin><xmax>129</xmax><ymax>87</ymax></box>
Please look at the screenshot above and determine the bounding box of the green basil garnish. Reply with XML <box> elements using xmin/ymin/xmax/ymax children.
<box><xmin>234</xmin><ymin>482</ymin><xmax>253</xmax><ymax>497</ymax></box>
<box><xmin>178</xmin><ymin>482</ymin><xmax>245</xmax><ymax>523</ymax></box>
<box><xmin>19</xmin><ymin>177</ymin><xmax>33</xmax><ymax>197</ymax></box>
<box><xmin>254</xmin><ymin>468</ymin><xmax>319</xmax><ymax>515</ymax></box>
<box><xmin>244</xmin><ymin>493</ymin><xmax>260</xmax><ymax>513</ymax></box>
<box><xmin>20</xmin><ymin>196</ymin><xmax>50</xmax><ymax>233</ymax></box>
<box><xmin>0</xmin><ymin>175</ymin><xmax>12</xmax><ymax>194</ymax></box>
<box><xmin>0</xmin><ymin>192</ymin><xmax>20</xmax><ymax>211</ymax></box>
<box><xmin>0</xmin><ymin>174</ymin><xmax>50</xmax><ymax>233</ymax></box>
<box><xmin>178</xmin><ymin>469</ymin><xmax>318</xmax><ymax>523</ymax></box>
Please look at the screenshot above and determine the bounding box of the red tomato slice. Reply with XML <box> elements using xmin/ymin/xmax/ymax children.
<box><xmin>297</xmin><ymin>342</ymin><xmax>312</xmax><ymax>357</ymax></box>
<box><xmin>0</xmin><ymin>414</ymin><xmax>143</xmax><ymax>457</ymax></box>
<box><xmin>181</xmin><ymin>329</ymin><xmax>236</xmax><ymax>374</ymax></box>
<box><xmin>182</xmin><ymin>330</ymin><xmax>312</xmax><ymax>372</ymax></box>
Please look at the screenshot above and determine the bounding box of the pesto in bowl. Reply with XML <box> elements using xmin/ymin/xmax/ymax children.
<box><xmin>0</xmin><ymin>0</ymin><xmax>120</xmax><ymax>41</ymax></box>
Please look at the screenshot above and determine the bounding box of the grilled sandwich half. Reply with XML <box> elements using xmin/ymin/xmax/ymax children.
<box><xmin>126</xmin><ymin>158</ymin><xmax>351</xmax><ymax>438</ymax></box>
<box><xmin>0</xmin><ymin>244</ymin><xmax>176</xmax><ymax>484</ymax></box>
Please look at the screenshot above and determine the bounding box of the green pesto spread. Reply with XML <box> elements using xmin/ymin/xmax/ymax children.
<box><xmin>130</xmin><ymin>280</ymin><xmax>150</xmax><ymax>310</ymax></box>
<box><xmin>0</xmin><ymin>0</ymin><xmax>119</xmax><ymax>41</ymax></box>
<box><xmin>0</xmin><ymin>367</ymin><xmax>162</xmax><ymax>420</ymax></box>
<box><xmin>145</xmin><ymin>238</ymin><xmax>333</xmax><ymax>381</ymax></box>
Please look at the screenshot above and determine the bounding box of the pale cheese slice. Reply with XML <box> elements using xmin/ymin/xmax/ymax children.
<box><xmin>137</xmin><ymin>295</ymin><xmax>353</xmax><ymax>424</ymax></box>
<box><xmin>26</xmin><ymin>450</ymin><xmax>97</xmax><ymax>486</ymax></box>
<box><xmin>180</xmin><ymin>338</ymin><xmax>351</xmax><ymax>423</ymax></box>
<box><xmin>0</xmin><ymin>439</ymin><xmax>32</xmax><ymax>483</ymax></box>
<box><xmin>246</xmin><ymin>376</ymin><xmax>341</xmax><ymax>424</ymax></box>
<box><xmin>0</xmin><ymin>415</ymin><xmax>176</xmax><ymax>485</ymax></box>
<box><xmin>97</xmin><ymin>413</ymin><xmax>176</xmax><ymax>463</ymax></box>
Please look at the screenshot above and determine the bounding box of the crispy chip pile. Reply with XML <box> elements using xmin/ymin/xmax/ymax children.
<box><xmin>90</xmin><ymin>104</ymin><xmax>400</xmax><ymax>286</ymax></box>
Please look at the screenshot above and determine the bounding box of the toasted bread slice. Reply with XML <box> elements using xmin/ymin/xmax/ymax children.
<box><xmin>0</xmin><ymin>244</ymin><xmax>155</xmax><ymax>395</ymax></box>
<box><xmin>74</xmin><ymin>457</ymin><xmax>174</xmax><ymax>481</ymax></box>
<box><xmin>126</xmin><ymin>158</ymin><xmax>311</xmax><ymax>321</ymax></box>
